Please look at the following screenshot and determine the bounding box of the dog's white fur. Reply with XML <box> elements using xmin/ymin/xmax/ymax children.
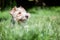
<box><xmin>10</xmin><ymin>6</ymin><xmax>30</xmax><ymax>25</ymax></box>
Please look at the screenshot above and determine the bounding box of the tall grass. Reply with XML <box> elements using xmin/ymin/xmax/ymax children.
<box><xmin>0</xmin><ymin>7</ymin><xmax>60</xmax><ymax>40</ymax></box>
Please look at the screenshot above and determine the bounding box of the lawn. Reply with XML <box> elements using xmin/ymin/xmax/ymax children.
<box><xmin>0</xmin><ymin>6</ymin><xmax>60</xmax><ymax>40</ymax></box>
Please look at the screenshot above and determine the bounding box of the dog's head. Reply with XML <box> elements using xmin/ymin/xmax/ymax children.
<box><xmin>10</xmin><ymin>6</ymin><xmax>30</xmax><ymax>22</ymax></box>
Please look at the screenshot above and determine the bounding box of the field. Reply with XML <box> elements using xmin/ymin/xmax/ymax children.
<box><xmin>0</xmin><ymin>7</ymin><xmax>60</xmax><ymax>40</ymax></box>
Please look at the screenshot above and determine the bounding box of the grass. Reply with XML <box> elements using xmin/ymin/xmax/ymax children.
<box><xmin>0</xmin><ymin>6</ymin><xmax>60</xmax><ymax>40</ymax></box>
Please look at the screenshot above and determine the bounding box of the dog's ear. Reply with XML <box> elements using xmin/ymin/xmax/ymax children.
<box><xmin>19</xmin><ymin>6</ymin><xmax>25</xmax><ymax>10</ymax></box>
<box><xmin>10</xmin><ymin>6</ymin><xmax>17</xmax><ymax>15</ymax></box>
<box><xmin>19</xmin><ymin>6</ymin><xmax>23</xmax><ymax>8</ymax></box>
<box><xmin>19</xmin><ymin>6</ymin><xmax>26</xmax><ymax>12</ymax></box>
<box><xmin>13</xmin><ymin>6</ymin><xmax>17</xmax><ymax>11</ymax></box>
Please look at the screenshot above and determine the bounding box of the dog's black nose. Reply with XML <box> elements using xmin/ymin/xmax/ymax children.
<box><xmin>25</xmin><ymin>15</ymin><xmax>28</xmax><ymax>18</ymax></box>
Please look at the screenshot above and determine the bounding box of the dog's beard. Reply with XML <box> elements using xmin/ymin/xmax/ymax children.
<box><xmin>18</xmin><ymin>19</ymin><xmax>27</xmax><ymax>23</ymax></box>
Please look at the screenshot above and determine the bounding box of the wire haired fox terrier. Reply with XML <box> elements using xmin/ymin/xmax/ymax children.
<box><xmin>10</xmin><ymin>6</ymin><xmax>30</xmax><ymax>26</ymax></box>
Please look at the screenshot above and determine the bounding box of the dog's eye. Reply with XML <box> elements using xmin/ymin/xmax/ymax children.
<box><xmin>19</xmin><ymin>12</ymin><xmax>21</xmax><ymax>14</ymax></box>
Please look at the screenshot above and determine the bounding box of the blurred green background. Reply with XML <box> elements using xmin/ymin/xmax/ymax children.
<box><xmin>0</xmin><ymin>0</ymin><xmax>60</xmax><ymax>40</ymax></box>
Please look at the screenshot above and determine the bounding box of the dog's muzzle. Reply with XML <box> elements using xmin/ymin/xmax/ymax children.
<box><xmin>25</xmin><ymin>15</ymin><xmax>28</xmax><ymax>19</ymax></box>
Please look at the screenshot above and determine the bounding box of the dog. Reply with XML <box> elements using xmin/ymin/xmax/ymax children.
<box><xmin>10</xmin><ymin>6</ymin><xmax>30</xmax><ymax>26</ymax></box>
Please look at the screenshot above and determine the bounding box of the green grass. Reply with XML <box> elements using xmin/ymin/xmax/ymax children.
<box><xmin>0</xmin><ymin>6</ymin><xmax>60</xmax><ymax>40</ymax></box>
